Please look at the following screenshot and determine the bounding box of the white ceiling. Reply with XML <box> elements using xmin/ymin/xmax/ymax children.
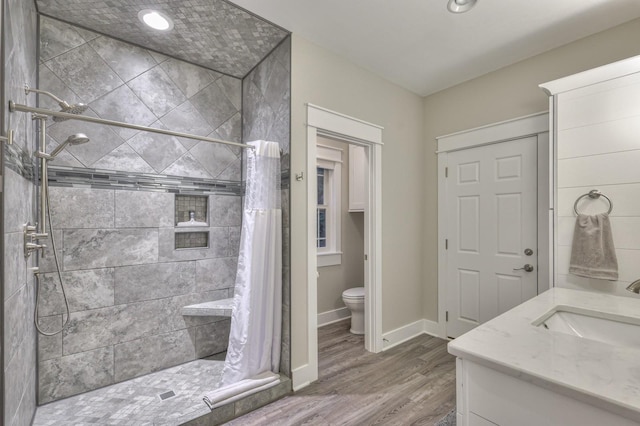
<box><xmin>229</xmin><ymin>0</ymin><xmax>640</xmax><ymax>96</ymax></box>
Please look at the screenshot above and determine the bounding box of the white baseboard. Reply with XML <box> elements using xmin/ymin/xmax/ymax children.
<box><xmin>291</xmin><ymin>363</ymin><xmax>317</xmax><ymax>391</ymax></box>
<box><xmin>423</xmin><ymin>319</ymin><xmax>442</xmax><ymax>338</ymax></box>
<box><xmin>382</xmin><ymin>319</ymin><xmax>425</xmax><ymax>350</ymax></box>
<box><xmin>317</xmin><ymin>307</ymin><xmax>350</xmax><ymax>327</ymax></box>
<box><xmin>382</xmin><ymin>319</ymin><xmax>444</xmax><ymax>350</ymax></box>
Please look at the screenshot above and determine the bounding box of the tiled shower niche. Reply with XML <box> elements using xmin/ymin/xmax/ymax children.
<box><xmin>176</xmin><ymin>195</ymin><xmax>208</xmax><ymax>225</ymax></box>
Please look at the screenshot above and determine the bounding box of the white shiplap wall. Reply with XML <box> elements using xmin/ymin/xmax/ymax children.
<box><xmin>556</xmin><ymin>71</ymin><xmax>640</xmax><ymax>297</ymax></box>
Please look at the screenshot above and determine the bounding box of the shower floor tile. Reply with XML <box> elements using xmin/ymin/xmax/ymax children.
<box><xmin>33</xmin><ymin>359</ymin><xmax>225</xmax><ymax>425</ymax></box>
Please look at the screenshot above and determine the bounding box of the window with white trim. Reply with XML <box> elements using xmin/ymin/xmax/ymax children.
<box><xmin>317</xmin><ymin>144</ymin><xmax>342</xmax><ymax>267</ymax></box>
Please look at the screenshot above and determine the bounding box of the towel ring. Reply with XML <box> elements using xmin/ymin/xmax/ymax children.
<box><xmin>573</xmin><ymin>189</ymin><xmax>613</xmax><ymax>215</ymax></box>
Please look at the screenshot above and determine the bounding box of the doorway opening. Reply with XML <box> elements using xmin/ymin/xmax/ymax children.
<box><xmin>301</xmin><ymin>104</ymin><xmax>383</xmax><ymax>388</ymax></box>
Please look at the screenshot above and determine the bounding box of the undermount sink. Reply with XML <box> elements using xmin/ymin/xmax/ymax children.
<box><xmin>534</xmin><ymin>306</ymin><xmax>640</xmax><ymax>350</ymax></box>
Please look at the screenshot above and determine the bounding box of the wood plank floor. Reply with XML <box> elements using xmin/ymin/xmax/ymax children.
<box><xmin>225</xmin><ymin>320</ymin><xmax>456</xmax><ymax>426</ymax></box>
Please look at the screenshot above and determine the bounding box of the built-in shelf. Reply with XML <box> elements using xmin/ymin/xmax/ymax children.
<box><xmin>181</xmin><ymin>298</ymin><xmax>234</xmax><ymax>317</ymax></box>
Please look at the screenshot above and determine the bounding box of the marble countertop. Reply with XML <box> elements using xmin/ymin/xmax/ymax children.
<box><xmin>448</xmin><ymin>287</ymin><xmax>640</xmax><ymax>421</ymax></box>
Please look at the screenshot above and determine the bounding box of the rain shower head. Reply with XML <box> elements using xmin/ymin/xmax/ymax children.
<box><xmin>24</xmin><ymin>85</ymin><xmax>89</xmax><ymax>122</ymax></box>
<box><xmin>47</xmin><ymin>133</ymin><xmax>90</xmax><ymax>159</ymax></box>
<box><xmin>54</xmin><ymin>101</ymin><xmax>89</xmax><ymax>122</ymax></box>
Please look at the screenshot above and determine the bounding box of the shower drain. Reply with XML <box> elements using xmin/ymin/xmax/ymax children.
<box><xmin>158</xmin><ymin>390</ymin><xmax>176</xmax><ymax>400</ymax></box>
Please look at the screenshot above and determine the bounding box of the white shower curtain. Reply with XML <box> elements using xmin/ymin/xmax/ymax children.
<box><xmin>221</xmin><ymin>140</ymin><xmax>282</xmax><ymax>385</ymax></box>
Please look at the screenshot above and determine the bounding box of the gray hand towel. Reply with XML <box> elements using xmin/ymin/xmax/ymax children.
<box><xmin>569</xmin><ymin>213</ymin><xmax>618</xmax><ymax>281</ymax></box>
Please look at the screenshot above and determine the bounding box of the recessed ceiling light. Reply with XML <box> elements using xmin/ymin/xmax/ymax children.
<box><xmin>138</xmin><ymin>9</ymin><xmax>174</xmax><ymax>31</ymax></box>
<box><xmin>447</xmin><ymin>0</ymin><xmax>477</xmax><ymax>14</ymax></box>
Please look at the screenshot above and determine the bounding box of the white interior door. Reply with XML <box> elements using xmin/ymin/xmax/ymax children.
<box><xmin>446</xmin><ymin>136</ymin><xmax>538</xmax><ymax>338</ymax></box>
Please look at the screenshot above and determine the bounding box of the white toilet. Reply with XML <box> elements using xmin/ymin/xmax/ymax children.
<box><xmin>342</xmin><ymin>287</ymin><xmax>365</xmax><ymax>335</ymax></box>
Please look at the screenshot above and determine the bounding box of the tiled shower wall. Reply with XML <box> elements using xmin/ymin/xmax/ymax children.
<box><xmin>3</xmin><ymin>0</ymin><xmax>39</xmax><ymax>424</ymax></box>
<box><xmin>39</xmin><ymin>15</ymin><xmax>242</xmax><ymax>179</ymax></box>
<box><xmin>37</xmin><ymin>16</ymin><xmax>244</xmax><ymax>404</ymax></box>
<box><xmin>242</xmin><ymin>37</ymin><xmax>292</xmax><ymax>377</ymax></box>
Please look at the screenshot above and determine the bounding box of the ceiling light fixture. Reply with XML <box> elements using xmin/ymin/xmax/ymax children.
<box><xmin>138</xmin><ymin>9</ymin><xmax>174</xmax><ymax>31</ymax></box>
<box><xmin>447</xmin><ymin>0</ymin><xmax>477</xmax><ymax>14</ymax></box>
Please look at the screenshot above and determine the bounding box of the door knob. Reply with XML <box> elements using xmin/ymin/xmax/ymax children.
<box><xmin>513</xmin><ymin>264</ymin><xmax>534</xmax><ymax>272</ymax></box>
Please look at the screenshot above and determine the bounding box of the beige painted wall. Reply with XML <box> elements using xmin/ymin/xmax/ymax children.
<box><xmin>422</xmin><ymin>18</ymin><xmax>640</xmax><ymax>321</ymax></box>
<box><xmin>316</xmin><ymin>137</ymin><xmax>365</xmax><ymax>315</ymax></box>
<box><xmin>291</xmin><ymin>34</ymin><xmax>425</xmax><ymax>368</ymax></box>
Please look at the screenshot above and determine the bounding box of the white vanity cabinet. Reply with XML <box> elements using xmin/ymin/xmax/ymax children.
<box><xmin>456</xmin><ymin>359</ymin><xmax>638</xmax><ymax>426</ymax></box>
<box><xmin>348</xmin><ymin>144</ymin><xmax>366</xmax><ymax>212</ymax></box>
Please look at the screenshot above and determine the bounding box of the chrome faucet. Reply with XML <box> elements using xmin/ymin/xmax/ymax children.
<box><xmin>626</xmin><ymin>279</ymin><xmax>640</xmax><ymax>294</ymax></box>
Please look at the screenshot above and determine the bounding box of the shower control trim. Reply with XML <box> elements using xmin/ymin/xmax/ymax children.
<box><xmin>24</xmin><ymin>222</ymin><xmax>48</xmax><ymax>258</ymax></box>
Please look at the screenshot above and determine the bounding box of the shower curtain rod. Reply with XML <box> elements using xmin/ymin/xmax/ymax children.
<box><xmin>8</xmin><ymin>101</ymin><xmax>255</xmax><ymax>150</ymax></box>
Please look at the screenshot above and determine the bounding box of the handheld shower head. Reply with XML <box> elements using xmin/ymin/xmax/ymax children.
<box><xmin>47</xmin><ymin>133</ymin><xmax>90</xmax><ymax>159</ymax></box>
<box><xmin>24</xmin><ymin>85</ymin><xmax>88</xmax><ymax>121</ymax></box>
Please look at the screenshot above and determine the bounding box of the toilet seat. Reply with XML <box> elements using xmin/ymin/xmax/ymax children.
<box><xmin>342</xmin><ymin>287</ymin><xmax>364</xmax><ymax>299</ymax></box>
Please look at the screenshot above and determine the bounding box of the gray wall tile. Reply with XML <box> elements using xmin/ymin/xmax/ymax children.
<box><xmin>160</xmin><ymin>59</ymin><xmax>215</xmax><ymax>99</ymax></box>
<box><xmin>4</xmin><ymin>325</ymin><xmax>36</xmax><ymax>425</ymax></box>
<box><xmin>91</xmin><ymin>142</ymin><xmax>155</xmax><ymax>173</ymax></box>
<box><xmin>196</xmin><ymin>257</ymin><xmax>237</xmax><ymax>292</ymax></box>
<box><xmin>48</xmin><ymin>187</ymin><xmax>115</xmax><ymax>229</ymax></box>
<box><xmin>189</xmin><ymin>142</ymin><xmax>237</xmax><ymax>178</ymax></box>
<box><xmin>210</xmin><ymin>195</ymin><xmax>242</xmax><ymax>226</ymax></box>
<box><xmin>163</xmin><ymin>152</ymin><xmax>214</xmax><ymax>179</ymax></box>
<box><xmin>217</xmin><ymin>76</ymin><xmax>242</xmax><ymax>110</ymax></box>
<box><xmin>195</xmin><ymin>319</ymin><xmax>231</xmax><ymax>358</ymax></box>
<box><xmin>218</xmin><ymin>158</ymin><xmax>242</xmax><ymax>181</ymax></box>
<box><xmin>128</xmin><ymin>67</ymin><xmax>186</xmax><ymax>117</ymax></box>
<box><xmin>159</xmin><ymin>100</ymin><xmax>213</xmax><ymax>139</ymax></box>
<box><xmin>12</xmin><ymin>369</ymin><xmax>37</xmax><ymax>426</ymax></box>
<box><xmin>191</xmin><ymin>83</ymin><xmax>238</xmax><ymax>130</ymax></box>
<box><xmin>39</xmin><ymin>16</ymin><xmax>87</xmax><ymax>62</ymax></box>
<box><xmin>3</xmin><ymin>168</ymin><xmax>33</xmax><ymax>233</ymax></box>
<box><xmin>89</xmin><ymin>84</ymin><xmax>156</xmax><ymax>140</ymax></box>
<box><xmin>45</xmin><ymin>43</ymin><xmax>124</xmax><ymax>103</ymax></box>
<box><xmin>38</xmin><ymin>316</ymin><xmax>63</xmax><ymax>361</ymax></box>
<box><xmin>127</xmin><ymin>122</ymin><xmax>187</xmax><ymax>172</ymax></box>
<box><xmin>63</xmin><ymin>228</ymin><xmax>158</xmax><ymax>270</ymax></box>
<box><xmin>115</xmin><ymin>190</ymin><xmax>174</xmax><ymax>228</ymax></box>
<box><xmin>89</xmin><ymin>35</ymin><xmax>157</xmax><ymax>82</ymax></box>
<box><xmin>4</xmin><ymin>285</ymin><xmax>32</xmax><ymax>370</ymax></box>
<box><xmin>114</xmin><ymin>262</ymin><xmax>195</xmax><ymax>304</ymax></box>
<box><xmin>4</xmin><ymin>232</ymin><xmax>28</xmax><ymax>301</ymax></box>
<box><xmin>38</xmin><ymin>268</ymin><xmax>115</xmax><ymax>316</ymax></box>
<box><xmin>114</xmin><ymin>329</ymin><xmax>196</xmax><ymax>382</ymax></box>
<box><xmin>216</xmin><ymin>113</ymin><xmax>242</xmax><ymax>145</ymax></box>
<box><xmin>229</xmin><ymin>227</ymin><xmax>241</xmax><ymax>257</ymax></box>
<box><xmin>62</xmin><ymin>305</ymin><xmax>120</xmax><ymax>354</ymax></box>
<box><xmin>39</xmin><ymin>346</ymin><xmax>114</xmax><ymax>403</ymax></box>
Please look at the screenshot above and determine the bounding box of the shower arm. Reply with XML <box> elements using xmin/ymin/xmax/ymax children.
<box><xmin>24</xmin><ymin>85</ymin><xmax>67</xmax><ymax>106</ymax></box>
<box><xmin>9</xmin><ymin>101</ymin><xmax>255</xmax><ymax>150</ymax></box>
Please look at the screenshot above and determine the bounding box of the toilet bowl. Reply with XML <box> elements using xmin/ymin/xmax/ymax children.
<box><xmin>342</xmin><ymin>287</ymin><xmax>365</xmax><ymax>335</ymax></box>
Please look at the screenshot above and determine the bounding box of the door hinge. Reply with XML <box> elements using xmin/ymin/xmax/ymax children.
<box><xmin>445</xmin><ymin>239</ymin><xmax>448</xmax><ymax>250</ymax></box>
<box><xmin>364</xmin><ymin>254</ymin><xmax>368</xmax><ymax>261</ymax></box>
<box><xmin>445</xmin><ymin>167</ymin><xmax>448</xmax><ymax>178</ymax></box>
<box><xmin>446</xmin><ymin>311</ymin><xmax>449</xmax><ymax>322</ymax></box>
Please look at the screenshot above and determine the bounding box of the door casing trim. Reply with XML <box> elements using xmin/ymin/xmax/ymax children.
<box><xmin>436</xmin><ymin>112</ymin><xmax>550</xmax><ymax>339</ymax></box>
